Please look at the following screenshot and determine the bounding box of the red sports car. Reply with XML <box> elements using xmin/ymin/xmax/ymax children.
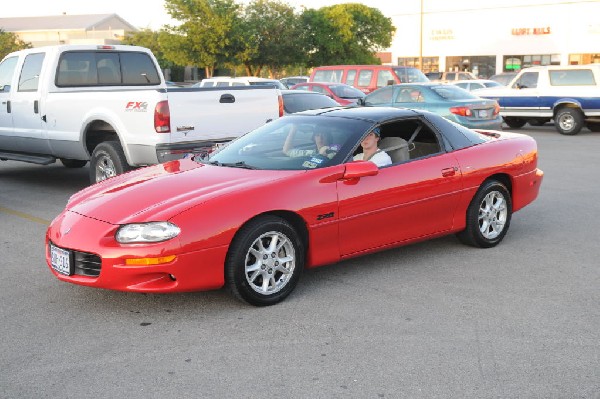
<box><xmin>46</xmin><ymin>107</ymin><xmax>543</xmax><ymax>306</ymax></box>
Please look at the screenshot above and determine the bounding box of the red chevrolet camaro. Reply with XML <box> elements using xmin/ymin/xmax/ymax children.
<box><xmin>46</xmin><ymin>107</ymin><xmax>543</xmax><ymax>306</ymax></box>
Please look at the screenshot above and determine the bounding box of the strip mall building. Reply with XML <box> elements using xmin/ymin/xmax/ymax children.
<box><xmin>387</xmin><ymin>0</ymin><xmax>600</xmax><ymax>78</ymax></box>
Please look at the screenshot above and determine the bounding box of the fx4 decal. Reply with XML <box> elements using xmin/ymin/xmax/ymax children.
<box><xmin>125</xmin><ymin>102</ymin><xmax>148</xmax><ymax>112</ymax></box>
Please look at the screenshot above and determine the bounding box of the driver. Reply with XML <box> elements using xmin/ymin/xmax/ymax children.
<box><xmin>283</xmin><ymin>125</ymin><xmax>338</xmax><ymax>159</ymax></box>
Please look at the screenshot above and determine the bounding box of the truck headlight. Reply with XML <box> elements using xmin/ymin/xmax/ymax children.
<box><xmin>116</xmin><ymin>222</ymin><xmax>180</xmax><ymax>243</ymax></box>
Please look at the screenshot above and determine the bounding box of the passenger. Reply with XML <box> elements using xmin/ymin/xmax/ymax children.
<box><xmin>353</xmin><ymin>127</ymin><xmax>392</xmax><ymax>167</ymax></box>
<box><xmin>283</xmin><ymin>125</ymin><xmax>338</xmax><ymax>158</ymax></box>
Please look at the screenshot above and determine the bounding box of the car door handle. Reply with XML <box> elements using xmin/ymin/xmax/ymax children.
<box><xmin>219</xmin><ymin>94</ymin><xmax>235</xmax><ymax>103</ymax></box>
<box><xmin>34</xmin><ymin>100</ymin><xmax>39</xmax><ymax>114</ymax></box>
<box><xmin>441</xmin><ymin>167</ymin><xmax>457</xmax><ymax>177</ymax></box>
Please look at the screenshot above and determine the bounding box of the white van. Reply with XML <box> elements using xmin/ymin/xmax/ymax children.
<box><xmin>195</xmin><ymin>76</ymin><xmax>286</xmax><ymax>89</ymax></box>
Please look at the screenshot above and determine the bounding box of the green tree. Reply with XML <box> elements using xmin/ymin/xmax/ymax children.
<box><xmin>161</xmin><ymin>0</ymin><xmax>241</xmax><ymax>77</ymax></box>
<box><xmin>301</xmin><ymin>3</ymin><xmax>395</xmax><ymax>66</ymax></box>
<box><xmin>0</xmin><ymin>29</ymin><xmax>31</xmax><ymax>60</ymax></box>
<box><xmin>238</xmin><ymin>0</ymin><xmax>304</xmax><ymax>77</ymax></box>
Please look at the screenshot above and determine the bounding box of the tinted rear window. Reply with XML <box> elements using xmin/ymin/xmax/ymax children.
<box><xmin>56</xmin><ymin>51</ymin><xmax>160</xmax><ymax>87</ymax></box>
<box><xmin>283</xmin><ymin>93</ymin><xmax>338</xmax><ymax>113</ymax></box>
<box><xmin>549</xmin><ymin>69</ymin><xmax>596</xmax><ymax>86</ymax></box>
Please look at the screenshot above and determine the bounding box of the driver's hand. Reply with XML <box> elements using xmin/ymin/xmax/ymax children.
<box><xmin>319</xmin><ymin>146</ymin><xmax>330</xmax><ymax>155</ymax></box>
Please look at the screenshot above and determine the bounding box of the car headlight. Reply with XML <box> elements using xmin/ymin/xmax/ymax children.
<box><xmin>116</xmin><ymin>222</ymin><xmax>181</xmax><ymax>243</ymax></box>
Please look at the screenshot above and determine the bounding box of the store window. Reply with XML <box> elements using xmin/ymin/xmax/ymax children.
<box><xmin>569</xmin><ymin>54</ymin><xmax>600</xmax><ymax>65</ymax></box>
<box><xmin>397</xmin><ymin>57</ymin><xmax>439</xmax><ymax>73</ymax></box>
<box><xmin>503</xmin><ymin>54</ymin><xmax>560</xmax><ymax>72</ymax></box>
<box><xmin>445</xmin><ymin>56</ymin><xmax>496</xmax><ymax>79</ymax></box>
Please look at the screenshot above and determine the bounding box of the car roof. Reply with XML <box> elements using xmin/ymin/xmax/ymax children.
<box><xmin>296</xmin><ymin>105</ymin><xmax>420</xmax><ymax>122</ymax></box>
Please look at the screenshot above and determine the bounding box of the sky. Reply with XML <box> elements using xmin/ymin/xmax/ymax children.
<box><xmin>3</xmin><ymin>0</ymin><xmax>405</xmax><ymax>30</ymax></box>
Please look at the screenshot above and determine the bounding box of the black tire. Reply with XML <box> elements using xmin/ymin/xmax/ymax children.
<box><xmin>555</xmin><ymin>107</ymin><xmax>584</xmax><ymax>135</ymax></box>
<box><xmin>89</xmin><ymin>141</ymin><xmax>132</xmax><ymax>183</ymax></box>
<box><xmin>226</xmin><ymin>216</ymin><xmax>304</xmax><ymax>306</ymax></box>
<box><xmin>60</xmin><ymin>158</ymin><xmax>87</xmax><ymax>168</ymax></box>
<box><xmin>457</xmin><ymin>180</ymin><xmax>512</xmax><ymax>248</ymax></box>
<box><xmin>503</xmin><ymin>117</ymin><xmax>527</xmax><ymax>129</ymax></box>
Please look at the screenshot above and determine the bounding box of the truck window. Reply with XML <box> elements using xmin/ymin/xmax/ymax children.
<box><xmin>377</xmin><ymin>70</ymin><xmax>394</xmax><ymax>88</ymax></box>
<box><xmin>0</xmin><ymin>56</ymin><xmax>18</xmax><ymax>92</ymax></box>
<box><xmin>56</xmin><ymin>52</ymin><xmax>98</xmax><ymax>86</ymax></box>
<box><xmin>120</xmin><ymin>53</ymin><xmax>160</xmax><ymax>85</ymax></box>
<box><xmin>345</xmin><ymin>69</ymin><xmax>357</xmax><ymax>85</ymax></box>
<box><xmin>357</xmin><ymin>70</ymin><xmax>373</xmax><ymax>87</ymax></box>
<box><xmin>97</xmin><ymin>53</ymin><xmax>121</xmax><ymax>85</ymax></box>
<box><xmin>18</xmin><ymin>53</ymin><xmax>45</xmax><ymax>92</ymax></box>
<box><xmin>549</xmin><ymin>69</ymin><xmax>596</xmax><ymax>86</ymax></box>
<box><xmin>514</xmin><ymin>72</ymin><xmax>538</xmax><ymax>89</ymax></box>
<box><xmin>313</xmin><ymin>69</ymin><xmax>343</xmax><ymax>83</ymax></box>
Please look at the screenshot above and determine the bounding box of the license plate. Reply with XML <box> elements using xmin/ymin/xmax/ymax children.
<box><xmin>478</xmin><ymin>109</ymin><xmax>489</xmax><ymax>118</ymax></box>
<box><xmin>50</xmin><ymin>244</ymin><xmax>72</xmax><ymax>276</ymax></box>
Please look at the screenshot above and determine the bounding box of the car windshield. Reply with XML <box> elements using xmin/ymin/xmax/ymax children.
<box><xmin>393</xmin><ymin>67</ymin><xmax>429</xmax><ymax>83</ymax></box>
<box><xmin>208</xmin><ymin>115</ymin><xmax>372</xmax><ymax>170</ymax></box>
<box><xmin>329</xmin><ymin>84</ymin><xmax>365</xmax><ymax>99</ymax></box>
<box><xmin>430</xmin><ymin>85</ymin><xmax>478</xmax><ymax>100</ymax></box>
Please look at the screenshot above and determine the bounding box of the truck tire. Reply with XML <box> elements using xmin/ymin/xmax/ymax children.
<box><xmin>89</xmin><ymin>141</ymin><xmax>132</xmax><ymax>183</ymax></box>
<box><xmin>503</xmin><ymin>117</ymin><xmax>526</xmax><ymax>129</ymax></box>
<box><xmin>555</xmin><ymin>107</ymin><xmax>584</xmax><ymax>135</ymax></box>
<box><xmin>60</xmin><ymin>158</ymin><xmax>87</xmax><ymax>168</ymax></box>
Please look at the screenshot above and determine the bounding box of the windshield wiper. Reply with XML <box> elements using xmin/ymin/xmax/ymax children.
<box><xmin>208</xmin><ymin>160</ymin><xmax>258</xmax><ymax>169</ymax></box>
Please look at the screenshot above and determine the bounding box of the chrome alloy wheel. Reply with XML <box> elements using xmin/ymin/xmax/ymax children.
<box><xmin>557</xmin><ymin>113</ymin><xmax>575</xmax><ymax>132</ymax></box>
<box><xmin>95</xmin><ymin>154</ymin><xmax>117</xmax><ymax>182</ymax></box>
<box><xmin>244</xmin><ymin>231</ymin><xmax>296</xmax><ymax>295</ymax></box>
<box><xmin>478</xmin><ymin>190</ymin><xmax>508</xmax><ymax>240</ymax></box>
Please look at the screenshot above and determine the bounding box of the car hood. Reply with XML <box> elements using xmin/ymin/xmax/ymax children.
<box><xmin>66</xmin><ymin>159</ymin><xmax>298</xmax><ymax>225</ymax></box>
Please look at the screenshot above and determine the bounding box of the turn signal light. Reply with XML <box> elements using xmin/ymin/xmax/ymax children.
<box><xmin>125</xmin><ymin>255</ymin><xmax>177</xmax><ymax>266</ymax></box>
<box><xmin>493</xmin><ymin>103</ymin><xmax>500</xmax><ymax>115</ymax></box>
<box><xmin>449</xmin><ymin>106</ymin><xmax>473</xmax><ymax>117</ymax></box>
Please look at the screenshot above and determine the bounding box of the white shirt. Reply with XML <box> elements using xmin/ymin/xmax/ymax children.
<box><xmin>353</xmin><ymin>150</ymin><xmax>392</xmax><ymax>167</ymax></box>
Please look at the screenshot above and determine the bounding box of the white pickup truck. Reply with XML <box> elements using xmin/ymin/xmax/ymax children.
<box><xmin>0</xmin><ymin>45</ymin><xmax>282</xmax><ymax>182</ymax></box>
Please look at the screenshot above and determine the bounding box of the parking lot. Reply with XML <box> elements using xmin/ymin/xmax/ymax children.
<box><xmin>1</xmin><ymin>124</ymin><xmax>598</xmax><ymax>398</ymax></box>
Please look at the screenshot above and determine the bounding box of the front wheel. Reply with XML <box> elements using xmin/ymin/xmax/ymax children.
<box><xmin>457</xmin><ymin>180</ymin><xmax>512</xmax><ymax>248</ymax></box>
<box><xmin>226</xmin><ymin>216</ymin><xmax>304</xmax><ymax>306</ymax></box>
<box><xmin>555</xmin><ymin>108</ymin><xmax>584</xmax><ymax>135</ymax></box>
<box><xmin>89</xmin><ymin>141</ymin><xmax>132</xmax><ymax>183</ymax></box>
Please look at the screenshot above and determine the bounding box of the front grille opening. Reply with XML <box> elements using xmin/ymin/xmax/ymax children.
<box><xmin>73</xmin><ymin>251</ymin><xmax>102</xmax><ymax>277</ymax></box>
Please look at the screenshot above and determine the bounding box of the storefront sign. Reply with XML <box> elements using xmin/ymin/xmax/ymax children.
<box><xmin>512</xmin><ymin>27</ymin><xmax>551</xmax><ymax>35</ymax></box>
<box><xmin>430</xmin><ymin>29</ymin><xmax>454</xmax><ymax>41</ymax></box>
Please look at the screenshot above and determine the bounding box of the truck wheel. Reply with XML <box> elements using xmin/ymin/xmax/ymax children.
<box><xmin>555</xmin><ymin>108</ymin><xmax>584</xmax><ymax>135</ymax></box>
<box><xmin>503</xmin><ymin>117</ymin><xmax>526</xmax><ymax>129</ymax></box>
<box><xmin>89</xmin><ymin>141</ymin><xmax>132</xmax><ymax>183</ymax></box>
<box><xmin>60</xmin><ymin>159</ymin><xmax>87</xmax><ymax>168</ymax></box>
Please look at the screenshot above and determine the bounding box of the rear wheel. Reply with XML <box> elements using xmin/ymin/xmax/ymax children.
<box><xmin>457</xmin><ymin>180</ymin><xmax>512</xmax><ymax>248</ymax></box>
<box><xmin>503</xmin><ymin>117</ymin><xmax>527</xmax><ymax>129</ymax></box>
<box><xmin>226</xmin><ymin>216</ymin><xmax>304</xmax><ymax>306</ymax></box>
<box><xmin>89</xmin><ymin>141</ymin><xmax>132</xmax><ymax>183</ymax></box>
<box><xmin>555</xmin><ymin>107</ymin><xmax>584</xmax><ymax>135</ymax></box>
<box><xmin>60</xmin><ymin>158</ymin><xmax>87</xmax><ymax>168</ymax></box>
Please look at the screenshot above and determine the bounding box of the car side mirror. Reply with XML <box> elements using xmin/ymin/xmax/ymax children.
<box><xmin>357</xmin><ymin>98</ymin><xmax>365</xmax><ymax>106</ymax></box>
<box><xmin>343</xmin><ymin>161</ymin><xmax>379</xmax><ymax>179</ymax></box>
<box><xmin>387</xmin><ymin>79</ymin><xmax>395</xmax><ymax>86</ymax></box>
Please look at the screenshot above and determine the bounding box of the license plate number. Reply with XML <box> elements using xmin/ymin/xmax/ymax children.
<box><xmin>479</xmin><ymin>109</ymin><xmax>488</xmax><ymax>118</ymax></box>
<box><xmin>50</xmin><ymin>244</ymin><xmax>71</xmax><ymax>276</ymax></box>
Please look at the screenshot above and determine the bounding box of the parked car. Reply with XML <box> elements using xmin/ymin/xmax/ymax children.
<box><xmin>281</xmin><ymin>90</ymin><xmax>340</xmax><ymax>114</ymax></box>
<box><xmin>290</xmin><ymin>82</ymin><xmax>365</xmax><ymax>105</ymax></box>
<box><xmin>489</xmin><ymin>72</ymin><xmax>518</xmax><ymax>86</ymax></box>
<box><xmin>194</xmin><ymin>77</ymin><xmax>286</xmax><ymax>89</ymax></box>
<box><xmin>428</xmin><ymin>71</ymin><xmax>477</xmax><ymax>82</ymax></box>
<box><xmin>452</xmin><ymin>79</ymin><xmax>502</xmax><ymax>91</ymax></box>
<box><xmin>362</xmin><ymin>83</ymin><xmax>502</xmax><ymax>130</ymax></box>
<box><xmin>310</xmin><ymin>65</ymin><xmax>429</xmax><ymax>94</ymax></box>
<box><xmin>476</xmin><ymin>64</ymin><xmax>600</xmax><ymax>134</ymax></box>
<box><xmin>46</xmin><ymin>107</ymin><xmax>543</xmax><ymax>306</ymax></box>
<box><xmin>280</xmin><ymin>76</ymin><xmax>309</xmax><ymax>89</ymax></box>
